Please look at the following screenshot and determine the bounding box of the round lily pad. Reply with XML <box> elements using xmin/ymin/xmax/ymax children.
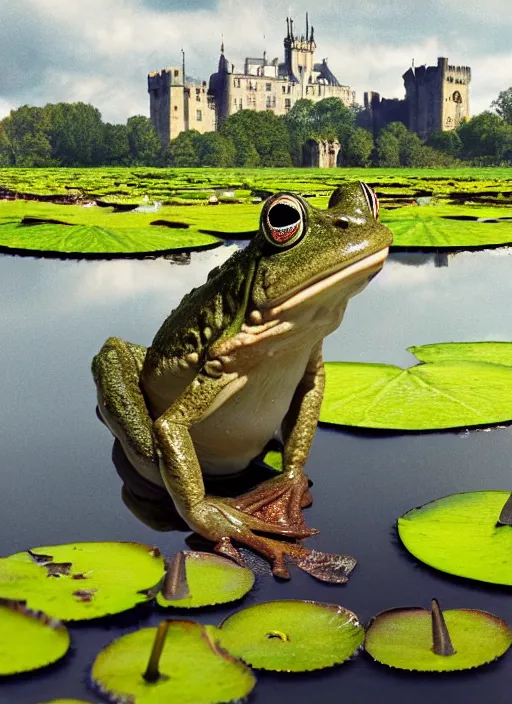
<box><xmin>0</xmin><ymin>542</ymin><xmax>164</xmax><ymax>621</ymax></box>
<box><xmin>409</xmin><ymin>341</ymin><xmax>512</xmax><ymax>367</ymax></box>
<box><xmin>384</xmin><ymin>213</ymin><xmax>512</xmax><ymax>249</ymax></box>
<box><xmin>365</xmin><ymin>605</ymin><xmax>512</xmax><ymax>670</ymax></box>
<box><xmin>218</xmin><ymin>600</ymin><xmax>364</xmax><ymax>672</ymax></box>
<box><xmin>321</xmin><ymin>359</ymin><xmax>512</xmax><ymax>430</ymax></box>
<box><xmin>398</xmin><ymin>491</ymin><xmax>512</xmax><ymax>584</ymax></box>
<box><xmin>91</xmin><ymin>619</ymin><xmax>256</xmax><ymax>704</ymax></box>
<box><xmin>0</xmin><ymin>599</ymin><xmax>70</xmax><ymax>675</ymax></box>
<box><xmin>156</xmin><ymin>551</ymin><xmax>255</xmax><ymax>609</ymax></box>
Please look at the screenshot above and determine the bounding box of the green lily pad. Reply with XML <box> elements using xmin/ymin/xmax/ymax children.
<box><xmin>398</xmin><ymin>491</ymin><xmax>512</xmax><ymax>584</ymax></box>
<box><xmin>91</xmin><ymin>619</ymin><xmax>256</xmax><ymax>704</ymax></box>
<box><xmin>40</xmin><ymin>700</ymin><xmax>91</xmax><ymax>703</ymax></box>
<box><xmin>218</xmin><ymin>600</ymin><xmax>363</xmax><ymax>672</ymax></box>
<box><xmin>156</xmin><ymin>551</ymin><xmax>255</xmax><ymax>609</ymax></box>
<box><xmin>0</xmin><ymin>599</ymin><xmax>70</xmax><ymax>675</ymax></box>
<box><xmin>409</xmin><ymin>341</ymin><xmax>512</xmax><ymax>366</ymax></box>
<box><xmin>0</xmin><ymin>542</ymin><xmax>164</xmax><ymax>621</ymax></box>
<box><xmin>321</xmin><ymin>359</ymin><xmax>512</xmax><ymax>430</ymax></box>
<box><xmin>0</xmin><ymin>221</ymin><xmax>219</xmax><ymax>255</ymax></box>
<box><xmin>385</xmin><ymin>214</ymin><xmax>512</xmax><ymax>249</ymax></box>
<box><xmin>365</xmin><ymin>603</ymin><xmax>512</xmax><ymax>670</ymax></box>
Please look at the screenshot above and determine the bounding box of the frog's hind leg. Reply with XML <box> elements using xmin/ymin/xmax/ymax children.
<box><xmin>92</xmin><ymin>337</ymin><xmax>160</xmax><ymax>485</ymax></box>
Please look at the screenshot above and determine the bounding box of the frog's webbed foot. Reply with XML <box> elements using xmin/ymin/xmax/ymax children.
<box><xmin>185</xmin><ymin>497</ymin><xmax>315</xmax><ymax>579</ymax></box>
<box><xmin>227</xmin><ymin>473</ymin><xmax>315</xmax><ymax>535</ymax></box>
<box><xmin>215</xmin><ymin>534</ymin><xmax>309</xmax><ymax>580</ymax></box>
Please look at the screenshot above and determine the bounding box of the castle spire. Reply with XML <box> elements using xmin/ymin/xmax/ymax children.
<box><xmin>306</xmin><ymin>12</ymin><xmax>309</xmax><ymax>40</ymax></box>
<box><xmin>286</xmin><ymin>17</ymin><xmax>290</xmax><ymax>39</ymax></box>
<box><xmin>221</xmin><ymin>35</ymin><xmax>224</xmax><ymax>54</ymax></box>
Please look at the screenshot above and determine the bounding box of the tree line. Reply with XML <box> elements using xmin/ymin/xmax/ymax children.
<box><xmin>1</xmin><ymin>91</ymin><xmax>512</xmax><ymax>169</ymax></box>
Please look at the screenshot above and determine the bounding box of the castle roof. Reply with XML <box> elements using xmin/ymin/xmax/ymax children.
<box><xmin>313</xmin><ymin>60</ymin><xmax>341</xmax><ymax>87</ymax></box>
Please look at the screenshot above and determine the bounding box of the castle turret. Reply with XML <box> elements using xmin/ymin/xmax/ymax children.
<box><xmin>284</xmin><ymin>14</ymin><xmax>317</xmax><ymax>93</ymax></box>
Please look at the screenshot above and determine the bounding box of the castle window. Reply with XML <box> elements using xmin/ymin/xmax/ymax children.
<box><xmin>174</xmin><ymin>105</ymin><xmax>178</xmax><ymax>111</ymax></box>
<box><xmin>234</xmin><ymin>78</ymin><xmax>241</xmax><ymax>88</ymax></box>
<box><xmin>282</xmin><ymin>85</ymin><xmax>286</xmax><ymax>93</ymax></box>
<box><xmin>266</xmin><ymin>95</ymin><xmax>272</xmax><ymax>108</ymax></box>
<box><xmin>452</xmin><ymin>91</ymin><xmax>462</xmax><ymax>103</ymax></box>
<box><xmin>196</xmin><ymin>109</ymin><xmax>202</xmax><ymax>121</ymax></box>
<box><xmin>285</xmin><ymin>98</ymin><xmax>291</xmax><ymax>109</ymax></box>
<box><xmin>265</xmin><ymin>82</ymin><xmax>272</xmax><ymax>91</ymax></box>
<box><xmin>174</xmin><ymin>70</ymin><xmax>179</xmax><ymax>77</ymax></box>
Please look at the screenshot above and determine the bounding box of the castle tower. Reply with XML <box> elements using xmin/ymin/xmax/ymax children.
<box><xmin>403</xmin><ymin>57</ymin><xmax>471</xmax><ymax>139</ymax></box>
<box><xmin>148</xmin><ymin>66</ymin><xmax>186</xmax><ymax>146</ymax></box>
<box><xmin>208</xmin><ymin>42</ymin><xmax>232</xmax><ymax>128</ymax></box>
<box><xmin>284</xmin><ymin>14</ymin><xmax>317</xmax><ymax>96</ymax></box>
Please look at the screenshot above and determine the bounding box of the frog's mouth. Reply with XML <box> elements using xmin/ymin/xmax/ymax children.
<box><xmin>263</xmin><ymin>246</ymin><xmax>389</xmax><ymax>316</ymax></box>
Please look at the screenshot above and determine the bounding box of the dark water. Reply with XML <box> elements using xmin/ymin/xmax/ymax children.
<box><xmin>1</xmin><ymin>245</ymin><xmax>512</xmax><ymax>703</ymax></box>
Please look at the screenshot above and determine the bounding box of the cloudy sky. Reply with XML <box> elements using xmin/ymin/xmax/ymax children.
<box><xmin>0</xmin><ymin>0</ymin><xmax>509</xmax><ymax>123</ymax></box>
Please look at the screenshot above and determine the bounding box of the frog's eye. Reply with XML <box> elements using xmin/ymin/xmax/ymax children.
<box><xmin>262</xmin><ymin>194</ymin><xmax>306</xmax><ymax>249</ymax></box>
<box><xmin>360</xmin><ymin>181</ymin><xmax>379</xmax><ymax>219</ymax></box>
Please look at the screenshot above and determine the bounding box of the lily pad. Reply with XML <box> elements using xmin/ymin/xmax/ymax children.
<box><xmin>384</xmin><ymin>213</ymin><xmax>512</xmax><ymax>249</ymax></box>
<box><xmin>91</xmin><ymin>619</ymin><xmax>256</xmax><ymax>704</ymax></box>
<box><xmin>398</xmin><ymin>491</ymin><xmax>512</xmax><ymax>584</ymax></box>
<box><xmin>0</xmin><ymin>221</ymin><xmax>219</xmax><ymax>255</ymax></box>
<box><xmin>218</xmin><ymin>600</ymin><xmax>363</xmax><ymax>671</ymax></box>
<box><xmin>409</xmin><ymin>341</ymin><xmax>512</xmax><ymax>366</ymax></box>
<box><xmin>365</xmin><ymin>603</ymin><xmax>512</xmax><ymax>670</ymax></box>
<box><xmin>0</xmin><ymin>542</ymin><xmax>164</xmax><ymax>621</ymax></box>
<box><xmin>321</xmin><ymin>359</ymin><xmax>512</xmax><ymax>430</ymax></box>
<box><xmin>0</xmin><ymin>599</ymin><xmax>70</xmax><ymax>675</ymax></box>
<box><xmin>156</xmin><ymin>551</ymin><xmax>255</xmax><ymax>608</ymax></box>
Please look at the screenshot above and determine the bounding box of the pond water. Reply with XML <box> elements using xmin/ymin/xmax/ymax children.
<box><xmin>1</xmin><ymin>245</ymin><xmax>512</xmax><ymax>703</ymax></box>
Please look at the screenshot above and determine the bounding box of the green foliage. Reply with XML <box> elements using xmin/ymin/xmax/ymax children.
<box><xmin>491</xmin><ymin>87</ymin><xmax>512</xmax><ymax>125</ymax></box>
<box><xmin>427</xmin><ymin>129</ymin><xmax>463</xmax><ymax>157</ymax></box>
<box><xmin>221</xmin><ymin>110</ymin><xmax>292</xmax><ymax>167</ymax></box>
<box><xmin>457</xmin><ymin>111</ymin><xmax>512</xmax><ymax>163</ymax></box>
<box><xmin>44</xmin><ymin>102</ymin><xmax>104</xmax><ymax>166</ymax></box>
<box><xmin>127</xmin><ymin>115</ymin><xmax>161</xmax><ymax>165</ymax></box>
<box><xmin>163</xmin><ymin>129</ymin><xmax>202</xmax><ymax>167</ymax></box>
<box><xmin>376</xmin><ymin>130</ymin><xmax>400</xmax><ymax>167</ymax></box>
<box><xmin>101</xmin><ymin>123</ymin><xmax>132</xmax><ymax>166</ymax></box>
<box><xmin>3</xmin><ymin>105</ymin><xmax>54</xmax><ymax>167</ymax></box>
<box><xmin>344</xmin><ymin>128</ymin><xmax>374</xmax><ymax>167</ymax></box>
<box><xmin>196</xmin><ymin>131</ymin><xmax>236</xmax><ymax>167</ymax></box>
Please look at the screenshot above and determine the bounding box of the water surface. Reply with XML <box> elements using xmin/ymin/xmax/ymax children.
<box><xmin>1</xmin><ymin>246</ymin><xmax>512</xmax><ymax>703</ymax></box>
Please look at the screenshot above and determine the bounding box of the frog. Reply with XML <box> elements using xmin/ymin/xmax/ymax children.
<box><xmin>92</xmin><ymin>181</ymin><xmax>392</xmax><ymax>578</ymax></box>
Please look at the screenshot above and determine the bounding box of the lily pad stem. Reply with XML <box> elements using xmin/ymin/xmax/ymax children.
<box><xmin>431</xmin><ymin>599</ymin><xmax>456</xmax><ymax>656</ymax></box>
<box><xmin>143</xmin><ymin>620</ymin><xmax>170</xmax><ymax>683</ymax></box>
<box><xmin>497</xmin><ymin>493</ymin><xmax>512</xmax><ymax>527</ymax></box>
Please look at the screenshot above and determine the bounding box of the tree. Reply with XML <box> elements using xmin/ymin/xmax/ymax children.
<box><xmin>197</xmin><ymin>132</ymin><xmax>236</xmax><ymax>167</ymax></box>
<box><xmin>3</xmin><ymin>106</ymin><xmax>54</xmax><ymax>166</ymax></box>
<box><xmin>376</xmin><ymin>128</ymin><xmax>400</xmax><ymax>167</ymax></box>
<box><xmin>101</xmin><ymin>123</ymin><xmax>131</xmax><ymax>165</ymax></box>
<box><xmin>426</xmin><ymin>130</ymin><xmax>462</xmax><ymax>157</ymax></box>
<box><xmin>163</xmin><ymin>130</ymin><xmax>202</xmax><ymax>167</ymax></box>
<box><xmin>457</xmin><ymin>111</ymin><xmax>512</xmax><ymax>163</ymax></box>
<box><xmin>220</xmin><ymin>110</ymin><xmax>291</xmax><ymax>167</ymax></box>
<box><xmin>0</xmin><ymin>122</ymin><xmax>13</xmax><ymax>166</ymax></box>
<box><xmin>126</xmin><ymin>115</ymin><xmax>161</xmax><ymax>165</ymax></box>
<box><xmin>44</xmin><ymin>102</ymin><xmax>104</xmax><ymax>166</ymax></box>
<box><xmin>491</xmin><ymin>88</ymin><xmax>512</xmax><ymax>125</ymax></box>
<box><xmin>344</xmin><ymin>128</ymin><xmax>374</xmax><ymax>166</ymax></box>
<box><xmin>283</xmin><ymin>99</ymin><xmax>316</xmax><ymax>165</ymax></box>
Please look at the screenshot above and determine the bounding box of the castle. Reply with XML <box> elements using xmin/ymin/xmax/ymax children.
<box><xmin>148</xmin><ymin>16</ymin><xmax>354</xmax><ymax>145</ymax></box>
<box><xmin>365</xmin><ymin>57</ymin><xmax>471</xmax><ymax>139</ymax></box>
<box><xmin>148</xmin><ymin>19</ymin><xmax>471</xmax><ymax>147</ymax></box>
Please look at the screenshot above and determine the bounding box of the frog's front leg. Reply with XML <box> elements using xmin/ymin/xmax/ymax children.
<box><xmin>231</xmin><ymin>343</ymin><xmax>324</xmax><ymax>527</ymax></box>
<box><xmin>153</xmin><ymin>367</ymin><xmax>316</xmax><ymax>578</ymax></box>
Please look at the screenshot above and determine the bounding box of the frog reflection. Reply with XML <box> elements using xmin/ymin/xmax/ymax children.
<box><xmin>93</xmin><ymin>182</ymin><xmax>392</xmax><ymax>577</ymax></box>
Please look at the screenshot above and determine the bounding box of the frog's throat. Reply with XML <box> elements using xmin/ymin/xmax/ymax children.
<box><xmin>264</xmin><ymin>247</ymin><xmax>389</xmax><ymax>317</ymax></box>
